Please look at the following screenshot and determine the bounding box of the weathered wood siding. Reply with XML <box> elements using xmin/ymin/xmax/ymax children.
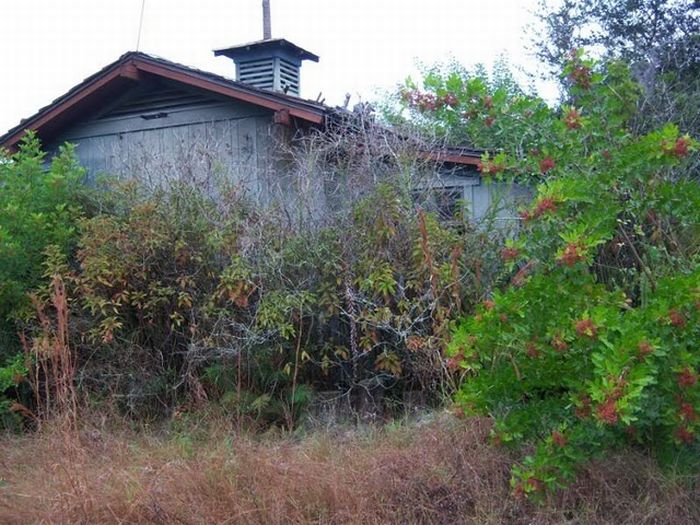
<box><xmin>44</xmin><ymin>78</ymin><xmax>528</xmax><ymax>226</ymax></box>
<box><xmin>420</xmin><ymin>166</ymin><xmax>531</xmax><ymax>229</ymax></box>
<box><xmin>46</xmin><ymin>79</ymin><xmax>280</xmax><ymax>201</ymax></box>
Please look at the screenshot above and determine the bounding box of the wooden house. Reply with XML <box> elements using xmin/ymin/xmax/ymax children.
<box><xmin>0</xmin><ymin>38</ymin><xmax>527</xmax><ymax>226</ymax></box>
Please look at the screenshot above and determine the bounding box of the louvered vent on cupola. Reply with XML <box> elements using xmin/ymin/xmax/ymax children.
<box><xmin>213</xmin><ymin>39</ymin><xmax>318</xmax><ymax>97</ymax></box>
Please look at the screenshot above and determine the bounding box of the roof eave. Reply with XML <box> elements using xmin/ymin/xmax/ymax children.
<box><xmin>213</xmin><ymin>38</ymin><xmax>320</xmax><ymax>62</ymax></box>
<box><xmin>419</xmin><ymin>151</ymin><xmax>481</xmax><ymax>166</ymax></box>
<box><xmin>0</xmin><ymin>52</ymin><xmax>325</xmax><ymax>152</ymax></box>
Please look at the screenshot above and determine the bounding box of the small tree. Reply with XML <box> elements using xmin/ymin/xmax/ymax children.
<box><xmin>400</xmin><ymin>51</ymin><xmax>699</xmax><ymax>495</ymax></box>
<box><xmin>0</xmin><ymin>134</ymin><xmax>84</xmax><ymax>325</ymax></box>
<box><xmin>0</xmin><ymin>133</ymin><xmax>84</xmax><ymax>426</ymax></box>
<box><xmin>533</xmin><ymin>0</ymin><xmax>700</xmax><ymax>172</ymax></box>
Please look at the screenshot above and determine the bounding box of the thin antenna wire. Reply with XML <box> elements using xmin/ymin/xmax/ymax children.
<box><xmin>135</xmin><ymin>0</ymin><xmax>146</xmax><ymax>51</ymax></box>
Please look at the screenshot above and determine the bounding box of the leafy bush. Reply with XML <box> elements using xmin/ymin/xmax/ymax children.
<box><xmin>0</xmin><ymin>134</ymin><xmax>84</xmax><ymax>426</ymax></box>
<box><xmin>0</xmin><ymin>354</ymin><xmax>27</xmax><ymax>428</ymax></box>
<box><xmin>38</xmin><ymin>164</ymin><xmax>498</xmax><ymax>424</ymax></box>
<box><xmin>0</xmin><ymin>133</ymin><xmax>84</xmax><ymax>324</ymax></box>
<box><xmin>397</xmin><ymin>52</ymin><xmax>700</xmax><ymax>495</ymax></box>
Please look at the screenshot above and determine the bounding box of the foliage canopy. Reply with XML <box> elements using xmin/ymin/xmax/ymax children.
<box><xmin>399</xmin><ymin>50</ymin><xmax>700</xmax><ymax>495</ymax></box>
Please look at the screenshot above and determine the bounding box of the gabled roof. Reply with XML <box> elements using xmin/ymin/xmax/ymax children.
<box><xmin>0</xmin><ymin>51</ymin><xmax>482</xmax><ymax>168</ymax></box>
<box><xmin>0</xmin><ymin>51</ymin><xmax>328</xmax><ymax>152</ymax></box>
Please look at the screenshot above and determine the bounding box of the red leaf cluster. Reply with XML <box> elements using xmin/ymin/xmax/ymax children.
<box><xmin>675</xmin><ymin>426</ymin><xmax>695</xmax><ymax>444</ymax></box>
<box><xmin>637</xmin><ymin>340</ymin><xmax>654</xmax><ymax>360</ymax></box>
<box><xmin>673</xmin><ymin>137</ymin><xmax>690</xmax><ymax>158</ymax></box>
<box><xmin>677</xmin><ymin>367</ymin><xmax>697</xmax><ymax>388</ymax></box>
<box><xmin>564</xmin><ymin>108</ymin><xmax>581</xmax><ymax>130</ymax></box>
<box><xmin>512</xmin><ymin>478</ymin><xmax>544</xmax><ymax>499</ymax></box>
<box><xmin>525</xmin><ymin>341</ymin><xmax>540</xmax><ymax>358</ymax></box>
<box><xmin>403</xmin><ymin>90</ymin><xmax>444</xmax><ymax>112</ymax></box>
<box><xmin>531</xmin><ymin>197</ymin><xmax>558</xmax><ymax>219</ymax></box>
<box><xmin>569</xmin><ymin>65</ymin><xmax>592</xmax><ymax>89</ymax></box>
<box><xmin>518</xmin><ymin>209</ymin><xmax>533</xmax><ymax>223</ymax></box>
<box><xmin>551</xmin><ymin>431</ymin><xmax>567</xmax><ymax>447</ymax></box>
<box><xmin>443</xmin><ymin>93</ymin><xmax>459</xmax><ymax>108</ymax></box>
<box><xmin>558</xmin><ymin>242</ymin><xmax>586</xmax><ymax>267</ymax></box>
<box><xmin>575</xmin><ymin>395</ymin><xmax>592</xmax><ymax>419</ymax></box>
<box><xmin>550</xmin><ymin>334</ymin><xmax>568</xmax><ymax>352</ymax></box>
<box><xmin>668</xmin><ymin>309</ymin><xmax>686</xmax><ymax>328</ymax></box>
<box><xmin>596</xmin><ymin>397</ymin><xmax>619</xmax><ymax>425</ymax></box>
<box><xmin>662</xmin><ymin>137</ymin><xmax>692</xmax><ymax>158</ymax></box>
<box><xmin>477</xmin><ymin>159</ymin><xmax>506</xmax><ymax>175</ymax></box>
<box><xmin>679</xmin><ymin>402</ymin><xmax>698</xmax><ymax>423</ymax></box>
<box><xmin>539</xmin><ymin>157</ymin><xmax>556</xmax><ymax>174</ymax></box>
<box><xmin>445</xmin><ymin>354</ymin><xmax>463</xmax><ymax>372</ymax></box>
<box><xmin>500</xmin><ymin>246</ymin><xmax>520</xmax><ymax>261</ymax></box>
<box><xmin>575</xmin><ymin>318</ymin><xmax>597</xmax><ymax>338</ymax></box>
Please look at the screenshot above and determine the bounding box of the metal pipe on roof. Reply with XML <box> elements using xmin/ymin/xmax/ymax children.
<box><xmin>262</xmin><ymin>0</ymin><xmax>272</xmax><ymax>40</ymax></box>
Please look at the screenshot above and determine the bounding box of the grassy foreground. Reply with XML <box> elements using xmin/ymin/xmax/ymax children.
<box><xmin>0</xmin><ymin>413</ymin><xmax>698</xmax><ymax>524</ymax></box>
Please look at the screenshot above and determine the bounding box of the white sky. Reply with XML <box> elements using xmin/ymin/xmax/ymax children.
<box><xmin>0</xmin><ymin>0</ymin><xmax>554</xmax><ymax>136</ymax></box>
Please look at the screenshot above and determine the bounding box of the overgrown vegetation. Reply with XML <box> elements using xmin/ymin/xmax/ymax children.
<box><xmin>397</xmin><ymin>51</ymin><xmax>699</xmax><ymax>495</ymax></box>
<box><xmin>0</xmin><ymin>134</ymin><xmax>85</xmax><ymax>426</ymax></box>
<box><xmin>2</xmin><ymin>415</ymin><xmax>698</xmax><ymax>524</ymax></box>
<box><xmin>0</xmin><ymin>134</ymin><xmax>84</xmax><ymax>324</ymax></box>
<box><xmin>1</xmin><ymin>124</ymin><xmax>503</xmax><ymax>430</ymax></box>
<box><xmin>534</xmin><ymin>0</ymin><xmax>700</xmax><ymax>174</ymax></box>
<box><xmin>1</xmin><ymin>20</ymin><xmax>699</xmax><ymax>518</ymax></box>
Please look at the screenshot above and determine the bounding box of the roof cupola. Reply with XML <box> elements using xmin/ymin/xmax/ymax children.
<box><xmin>213</xmin><ymin>1</ymin><xmax>318</xmax><ymax>97</ymax></box>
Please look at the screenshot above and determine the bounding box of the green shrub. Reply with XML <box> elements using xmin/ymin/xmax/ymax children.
<box><xmin>44</xmin><ymin>171</ymin><xmax>498</xmax><ymax>424</ymax></box>
<box><xmin>397</xmin><ymin>52</ymin><xmax>700</xmax><ymax>495</ymax></box>
<box><xmin>0</xmin><ymin>133</ymin><xmax>84</xmax><ymax>425</ymax></box>
<box><xmin>0</xmin><ymin>133</ymin><xmax>84</xmax><ymax>325</ymax></box>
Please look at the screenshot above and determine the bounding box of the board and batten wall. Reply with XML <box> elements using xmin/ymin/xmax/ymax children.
<box><xmin>45</xmin><ymin>82</ymin><xmax>286</xmax><ymax>204</ymax></box>
<box><xmin>43</xmin><ymin>79</ymin><xmax>529</xmax><ymax>226</ymax></box>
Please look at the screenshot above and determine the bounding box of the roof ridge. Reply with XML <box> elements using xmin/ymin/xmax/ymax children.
<box><xmin>0</xmin><ymin>51</ymin><xmax>330</xmax><ymax>149</ymax></box>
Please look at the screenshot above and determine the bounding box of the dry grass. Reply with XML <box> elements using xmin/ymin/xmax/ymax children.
<box><xmin>0</xmin><ymin>414</ymin><xmax>698</xmax><ymax>524</ymax></box>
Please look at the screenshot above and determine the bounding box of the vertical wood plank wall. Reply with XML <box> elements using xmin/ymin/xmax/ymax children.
<box><xmin>45</xmin><ymin>85</ymin><xmax>527</xmax><ymax>226</ymax></box>
<box><xmin>48</xmin><ymin>96</ymin><xmax>279</xmax><ymax>201</ymax></box>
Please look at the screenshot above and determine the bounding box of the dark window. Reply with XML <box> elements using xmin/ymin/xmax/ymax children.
<box><xmin>413</xmin><ymin>186</ymin><xmax>463</xmax><ymax>221</ymax></box>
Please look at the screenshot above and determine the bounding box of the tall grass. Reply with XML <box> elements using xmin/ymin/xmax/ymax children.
<box><xmin>1</xmin><ymin>414</ymin><xmax>697</xmax><ymax>524</ymax></box>
<box><xmin>23</xmin><ymin>275</ymin><xmax>77</xmax><ymax>431</ymax></box>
